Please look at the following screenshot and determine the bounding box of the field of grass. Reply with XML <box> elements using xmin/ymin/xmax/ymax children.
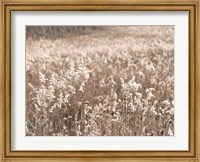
<box><xmin>26</xmin><ymin>26</ymin><xmax>174</xmax><ymax>136</ymax></box>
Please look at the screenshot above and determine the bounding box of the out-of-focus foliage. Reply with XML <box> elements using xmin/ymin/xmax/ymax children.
<box><xmin>26</xmin><ymin>26</ymin><xmax>174</xmax><ymax>136</ymax></box>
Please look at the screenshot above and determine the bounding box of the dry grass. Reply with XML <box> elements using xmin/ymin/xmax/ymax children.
<box><xmin>26</xmin><ymin>26</ymin><xmax>174</xmax><ymax>136</ymax></box>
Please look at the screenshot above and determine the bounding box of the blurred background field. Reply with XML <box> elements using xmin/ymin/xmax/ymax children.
<box><xmin>26</xmin><ymin>26</ymin><xmax>174</xmax><ymax>136</ymax></box>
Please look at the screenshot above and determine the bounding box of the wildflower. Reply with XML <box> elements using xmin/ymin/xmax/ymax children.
<box><xmin>78</xmin><ymin>82</ymin><xmax>85</xmax><ymax>92</ymax></box>
<box><xmin>146</xmin><ymin>88</ymin><xmax>155</xmax><ymax>100</ymax></box>
<box><xmin>38</xmin><ymin>72</ymin><xmax>47</xmax><ymax>83</ymax></box>
<box><xmin>135</xmin><ymin>92</ymin><xmax>142</xmax><ymax>99</ymax></box>
<box><xmin>120</xmin><ymin>78</ymin><xmax>125</xmax><ymax>85</ymax></box>
<box><xmin>162</xmin><ymin>100</ymin><xmax>170</xmax><ymax>106</ymax></box>
<box><xmin>168</xmin><ymin>127</ymin><xmax>174</xmax><ymax>136</ymax></box>
<box><xmin>138</xmin><ymin>71</ymin><xmax>145</xmax><ymax>79</ymax></box>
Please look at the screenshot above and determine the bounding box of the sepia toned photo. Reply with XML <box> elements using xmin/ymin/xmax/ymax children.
<box><xmin>26</xmin><ymin>26</ymin><xmax>174</xmax><ymax>136</ymax></box>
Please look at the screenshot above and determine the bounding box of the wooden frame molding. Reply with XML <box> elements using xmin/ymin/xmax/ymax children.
<box><xmin>0</xmin><ymin>0</ymin><xmax>199</xmax><ymax>161</ymax></box>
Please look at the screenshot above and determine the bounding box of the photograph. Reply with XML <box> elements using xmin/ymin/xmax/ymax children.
<box><xmin>25</xmin><ymin>26</ymin><xmax>174</xmax><ymax>136</ymax></box>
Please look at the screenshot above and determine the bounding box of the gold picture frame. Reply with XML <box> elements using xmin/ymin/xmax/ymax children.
<box><xmin>0</xmin><ymin>0</ymin><xmax>199</xmax><ymax>161</ymax></box>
